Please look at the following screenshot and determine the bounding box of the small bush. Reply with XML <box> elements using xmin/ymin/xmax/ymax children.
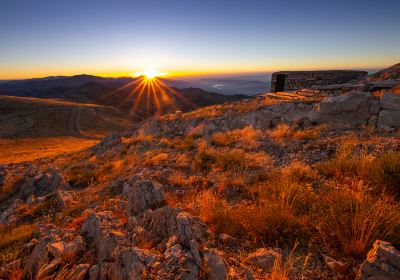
<box><xmin>196</xmin><ymin>190</ymin><xmax>241</xmax><ymax>235</ymax></box>
<box><xmin>211</xmin><ymin>126</ymin><xmax>261</xmax><ymax>148</ymax></box>
<box><xmin>293</xmin><ymin>125</ymin><xmax>326</xmax><ymax>140</ymax></box>
<box><xmin>192</xmin><ymin>149</ymin><xmax>217</xmax><ymax>172</ymax></box>
<box><xmin>317</xmin><ymin>142</ymin><xmax>372</xmax><ymax>179</ymax></box>
<box><xmin>317</xmin><ymin>192</ymin><xmax>400</xmax><ymax>257</ymax></box>
<box><xmin>66</xmin><ymin>165</ymin><xmax>96</xmax><ymax>188</ymax></box>
<box><xmin>269</xmin><ymin>124</ymin><xmax>293</xmax><ymax>141</ymax></box>
<box><xmin>368</xmin><ymin>153</ymin><xmax>400</xmax><ymax>196</ymax></box>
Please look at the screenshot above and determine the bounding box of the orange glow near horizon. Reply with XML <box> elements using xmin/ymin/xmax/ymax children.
<box><xmin>108</xmin><ymin>75</ymin><xmax>191</xmax><ymax>117</ymax></box>
<box><xmin>0</xmin><ymin>60</ymin><xmax>393</xmax><ymax>80</ymax></box>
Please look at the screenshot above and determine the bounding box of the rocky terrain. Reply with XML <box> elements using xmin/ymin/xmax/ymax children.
<box><xmin>0</xmin><ymin>65</ymin><xmax>400</xmax><ymax>279</ymax></box>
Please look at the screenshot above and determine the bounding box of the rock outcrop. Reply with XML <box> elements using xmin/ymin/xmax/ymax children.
<box><xmin>357</xmin><ymin>240</ymin><xmax>400</xmax><ymax>280</ymax></box>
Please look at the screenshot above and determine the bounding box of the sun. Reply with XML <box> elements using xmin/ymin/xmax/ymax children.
<box><xmin>133</xmin><ymin>69</ymin><xmax>165</xmax><ymax>79</ymax></box>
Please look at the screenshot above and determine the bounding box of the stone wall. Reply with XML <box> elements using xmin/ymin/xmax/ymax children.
<box><xmin>270</xmin><ymin>71</ymin><xmax>367</xmax><ymax>92</ymax></box>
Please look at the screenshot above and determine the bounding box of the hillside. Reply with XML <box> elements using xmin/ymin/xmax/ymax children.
<box><xmin>0</xmin><ymin>95</ymin><xmax>130</xmax><ymax>163</ymax></box>
<box><xmin>369</xmin><ymin>63</ymin><xmax>400</xmax><ymax>81</ymax></box>
<box><xmin>0</xmin><ymin>89</ymin><xmax>400</xmax><ymax>279</ymax></box>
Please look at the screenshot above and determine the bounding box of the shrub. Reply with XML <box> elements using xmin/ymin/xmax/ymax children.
<box><xmin>211</xmin><ymin>126</ymin><xmax>261</xmax><ymax>148</ymax></box>
<box><xmin>293</xmin><ymin>125</ymin><xmax>326</xmax><ymax>140</ymax></box>
<box><xmin>269</xmin><ymin>124</ymin><xmax>293</xmax><ymax>141</ymax></box>
<box><xmin>66</xmin><ymin>165</ymin><xmax>96</xmax><ymax>188</ymax></box>
<box><xmin>215</xmin><ymin>148</ymin><xmax>247</xmax><ymax>171</ymax></box>
<box><xmin>368</xmin><ymin>153</ymin><xmax>400</xmax><ymax>196</ymax></box>
<box><xmin>317</xmin><ymin>191</ymin><xmax>400</xmax><ymax>257</ymax></box>
<box><xmin>196</xmin><ymin>190</ymin><xmax>241</xmax><ymax>235</ymax></box>
<box><xmin>317</xmin><ymin>142</ymin><xmax>372</xmax><ymax>179</ymax></box>
<box><xmin>192</xmin><ymin>149</ymin><xmax>217</xmax><ymax>172</ymax></box>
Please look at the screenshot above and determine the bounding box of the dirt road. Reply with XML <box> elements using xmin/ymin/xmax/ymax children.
<box><xmin>66</xmin><ymin>108</ymin><xmax>100</xmax><ymax>140</ymax></box>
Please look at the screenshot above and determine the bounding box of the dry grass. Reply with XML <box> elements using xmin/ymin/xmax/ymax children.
<box><xmin>145</xmin><ymin>152</ymin><xmax>169</xmax><ymax>166</ymax></box>
<box><xmin>0</xmin><ymin>223</ymin><xmax>35</xmax><ymax>265</ymax></box>
<box><xmin>269</xmin><ymin>124</ymin><xmax>293</xmax><ymax>142</ymax></box>
<box><xmin>211</xmin><ymin>126</ymin><xmax>261</xmax><ymax>148</ymax></box>
<box><xmin>317</xmin><ymin>141</ymin><xmax>373</xmax><ymax>179</ymax></box>
<box><xmin>0</xmin><ymin>137</ymin><xmax>98</xmax><ymax>164</ymax></box>
<box><xmin>293</xmin><ymin>125</ymin><xmax>327</xmax><ymax>140</ymax></box>
<box><xmin>317</xmin><ymin>191</ymin><xmax>400</xmax><ymax>256</ymax></box>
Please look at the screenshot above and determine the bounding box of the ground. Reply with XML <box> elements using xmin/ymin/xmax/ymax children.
<box><xmin>0</xmin><ymin>93</ymin><xmax>400</xmax><ymax>279</ymax></box>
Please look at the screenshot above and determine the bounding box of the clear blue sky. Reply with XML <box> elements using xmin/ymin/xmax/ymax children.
<box><xmin>0</xmin><ymin>0</ymin><xmax>399</xmax><ymax>78</ymax></box>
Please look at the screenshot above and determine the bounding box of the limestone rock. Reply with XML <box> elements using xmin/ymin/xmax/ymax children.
<box><xmin>91</xmin><ymin>132</ymin><xmax>121</xmax><ymax>154</ymax></box>
<box><xmin>247</xmin><ymin>248</ymin><xmax>282</xmax><ymax>273</ymax></box>
<box><xmin>203</xmin><ymin>249</ymin><xmax>227</xmax><ymax>280</ymax></box>
<box><xmin>309</xmin><ymin>92</ymin><xmax>371</xmax><ymax>128</ymax></box>
<box><xmin>377</xmin><ymin>110</ymin><xmax>400</xmax><ymax>129</ymax></box>
<box><xmin>18</xmin><ymin>168</ymin><xmax>65</xmax><ymax>200</ymax></box>
<box><xmin>323</xmin><ymin>254</ymin><xmax>349</xmax><ymax>279</ymax></box>
<box><xmin>380</xmin><ymin>93</ymin><xmax>400</xmax><ymax>111</ymax></box>
<box><xmin>108</xmin><ymin>247</ymin><xmax>145</xmax><ymax>280</ymax></box>
<box><xmin>357</xmin><ymin>240</ymin><xmax>400</xmax><ymax>280</ymax></box>
<box><xmin>128</xmin><ymin>179</ymin><xmax>165</xmax><ymax>216</ymax></box>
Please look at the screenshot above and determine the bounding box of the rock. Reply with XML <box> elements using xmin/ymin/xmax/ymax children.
<box><xmin>98</xmin><ymin>231</ymin><xmax>125</xmax><ymax>262</ymax></box>
<box><xmin>0</xmin><ymin>199</ymin><xmax>23</xmax><ymax>224</ymax></box>
<box><xmin>203</xmin><ymin>249</ymin><xmax>227</xmax><ymax>280</ymax></box>
<box><xmin>240</xmin><ymin>264</ymin><xmax>255</xmax><ymax>280</ymax></box>
<box><xmin>323</xmin><ymin>254</ymin><xmax>349</xmax><ymax>279</ymax></box>
<box><xmin>21</xmin><ymin>236</ymin><xmax>55</xmax><ymax>278</ymax></box>
<box><xmin>92</xmin><ymin>132</ymin><xmax>122</xmax><ymax>154</ymax></box>
<box><xmin>309</xmin><ymin>92</ymin><xmax>371</xmax><ymax>127</ymax></box>
<box><xmin>128</xmin><ymin>180</ymin><xmax>165</xmax><ymax>216</ymax></box>
<box><xmin>380</xmin><ymin>93</ymin><xmax>400</xmax><ymax>111</ymax></box>
<box><xmin>247</xmin><ymin>248</ymin><xmax>282</xmax><ymax>273</ymax></box>
<box><xmin>19</xmin><ymin>168</ymin><xmax>65</xmax><ymax>200</ymax></box>
<box><xmin>89</xmin><ymin>265</ymin><xmax>99</xmax><ymax>280</ymax></box>
<box><xmin>54</xmin><ymin>190</ymin><xmax>73</xmax><ymax>210</ymax></box>
<box><xmin>108</xmin><ymin>247</ymin><xmax>145</xmax><ymax>280</ymax></box>
<box><xmin>377</xmin><ymin>110</ymin><xmax>400</xmax><ymax>129</ymax></box>
<box><xmin>0</xmin><ymin>165</ymin><xmax>6</xmax><ymax>186</ymax></box>
<box><xmin>357</xmin><ymin>240</ymin><xmax>400</xmax><ymax>280</ymax></box>
<box><xmin>369</xmin><ymin>100</ymin><xmax>381</xmax><ymax>114</ymax></box>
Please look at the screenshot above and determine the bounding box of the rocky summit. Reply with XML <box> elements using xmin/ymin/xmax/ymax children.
<box><xmin>1</xmin><ymin>66</ymin><xmax>400</xmax><ymax>280</ymax></box>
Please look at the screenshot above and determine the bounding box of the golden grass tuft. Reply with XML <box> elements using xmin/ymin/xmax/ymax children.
<box><xmin>317</xmin><ymin>191</ymin><xmax>400</xmax><ymax>256</ymax></box>
<box><xmin>211</xmin><ymin>126</ymin><xmax>261</xmax><ymax>148</ymax></box>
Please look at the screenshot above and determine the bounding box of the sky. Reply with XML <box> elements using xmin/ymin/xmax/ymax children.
<box><xmin>0</xmin><ymin>0</ymin><xmax>399</xmax><ymax>79</ymax></box>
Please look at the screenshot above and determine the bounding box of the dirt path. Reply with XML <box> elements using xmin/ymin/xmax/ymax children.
<box><xmin>66</xmin><ymin>107</ymin><xmax>100</xmax><ymax>140</ymax></box>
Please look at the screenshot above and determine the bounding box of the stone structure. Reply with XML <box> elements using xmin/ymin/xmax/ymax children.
<box><xmin>270</xmin><ymin>70</ymin><xmax>367</xmax><ymax>92</ymax></box>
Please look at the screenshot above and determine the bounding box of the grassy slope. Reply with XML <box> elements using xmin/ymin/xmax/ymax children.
<box><xmin>0</xmin><ymin>95</ymin><xmax>131</xmax><ymax>164</ymax></box>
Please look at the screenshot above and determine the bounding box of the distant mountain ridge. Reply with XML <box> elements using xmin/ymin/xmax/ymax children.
<box><xmin>0</xmin><ymin>75</ymin><xmax>248</xmax><ymax>120</ymax></box>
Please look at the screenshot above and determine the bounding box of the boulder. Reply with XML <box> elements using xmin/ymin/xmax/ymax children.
<box><xmin>128</xmin><ymin>180</ymin><xmax>165</xmax><ymax>216</ymax></box>
<box><xmin>247</xmin><ymin>248</ymin><xmax>283</xmax><ymax>273</ymax></box>
<box><xmin>19</xmin><ymin>168</ymin><xmax>65</xmax><ymax>200</ymax></box>
<box><xmin>309</xmin><ymin>92</ymin><xmax>372</xmax><ymax>128</ymax></box>
<box><xmin>91</xmin><ymin>132</ymin><xmax>122</xmax><ymax>154</ymax></box>
<box><xmin>357</xmin><ymin>240</ymin><xmax>400</xmax><ymax>280</ymax></box>
<box><xmin>323</xmin><ymin>254</ymin><xmax>349</xmax><ymax>279</ymax></box>
<box><xmin>203</xmin><ymin>249</ymin><xmax>227</xmax><ymax>280</ymax></box>
<box><xmin>380</xmin><ymin>93</ymin><xmax>400</xmax><ymax>111</ymax></box>
<box><xmin>377</xmin><ymin>110</ymin><xmax>400</xmax><ymax>129</ymax></box>
<box><xmin>108</xmin><ymin>247</ymin><xmax>145</xmax><ymax>280</ymax></box>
